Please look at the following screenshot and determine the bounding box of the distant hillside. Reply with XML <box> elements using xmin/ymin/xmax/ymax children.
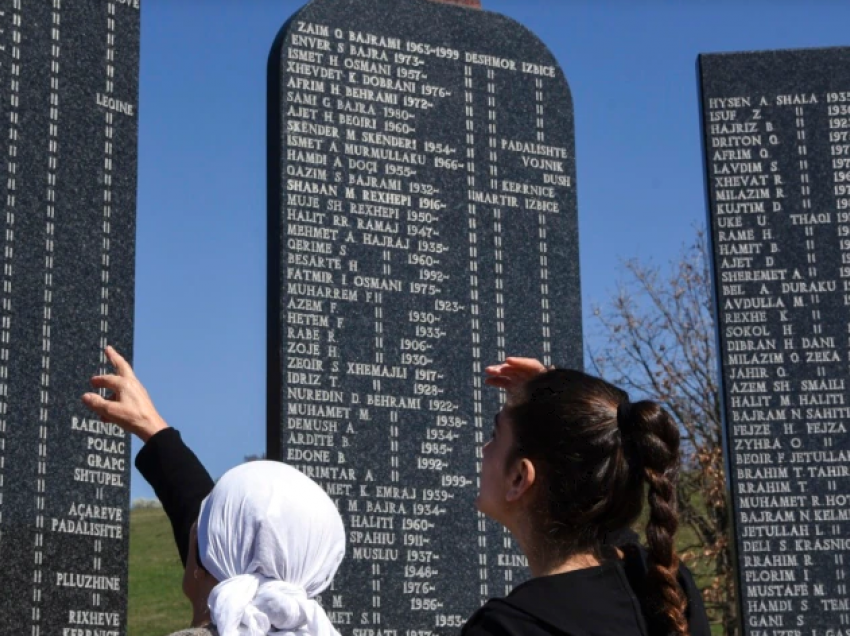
<box><xmin>129</xmin><ymin>508</ymin><xmax>189</xmax><ymax>636</ymax></box>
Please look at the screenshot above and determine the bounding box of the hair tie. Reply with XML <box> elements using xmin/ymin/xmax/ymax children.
<box><xmin>616</xmin><ymin>400</ymin><xmax>633</xmax><ymax>434</ymax></box>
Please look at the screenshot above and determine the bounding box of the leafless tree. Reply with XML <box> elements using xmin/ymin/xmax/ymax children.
<box><xmin>590</xmin><ymin>229</ymin><xmax>737</xmax><ymax>634</ymax></box>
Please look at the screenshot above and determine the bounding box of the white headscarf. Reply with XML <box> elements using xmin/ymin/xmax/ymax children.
<box><xmin>197</xmin><ymin>461</ymin><xmax>346</xmax><ymax>636</ymax></box>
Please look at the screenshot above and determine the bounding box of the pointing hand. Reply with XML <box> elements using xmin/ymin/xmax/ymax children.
<box><xmin>81</xmin><ymin>346</ymin><xmax>168</xmax><ymax>443</ymax></box>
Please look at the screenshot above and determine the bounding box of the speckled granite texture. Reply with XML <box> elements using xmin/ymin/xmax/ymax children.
<box><xmin>268</xmin><ymin>0</ymin><xmax>579</xmax><ymax>632</ymax></box>
<box><xmin>700</xmin><ymin>47</ymin><xmax>850</xmax><ymax>636</ymax></box>
<box><xmin>0</xmin><ymin>2</ymin><xmax>138</xmax><ymax>634</ymax></box>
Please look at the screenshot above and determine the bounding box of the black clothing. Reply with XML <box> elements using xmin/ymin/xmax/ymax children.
<box><xmin>463</xmin><ymin>562</ymin><xmax>647</xmax><ymax>636</ymax></box>
<box><xmin>135</xmin><ymin>428</ymin><xmax>215</xmax><ymax>566</ymax></box>
<box><xmin>619</xmin><ymin>542</ymin><xmax>710</xmax><ymax>636</ymax></box>
<box><xmin>136</xmin><ymin>431</ymin><xmax>711</xmax><ymax>636</ymax></box>
<box><xmin>463</xmin><ymin>538</ymin><xmax>711</xmax><ymax>636</ymax></box>
<box><xmin>607</xmin><ymin>529</ymin><xmax>710</xmax><ymax>636</ymax></box>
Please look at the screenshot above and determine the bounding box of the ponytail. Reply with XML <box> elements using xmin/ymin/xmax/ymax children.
<box><xmin>626</xmin><ymin>401</ymin><xmax>689</xmax><ymax>636</ymax></box>
<box><xmin>506</xmin><ymin>370</ymin><xmax>690</xmax><ymax>635</ymax></box>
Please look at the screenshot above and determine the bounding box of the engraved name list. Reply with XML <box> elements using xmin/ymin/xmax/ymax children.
<box><xmin>269</xmin><ymin>1</ymin><xmax>581</xmax><ymax>634</ymax></box>
<box><xmin>701</xmin><ymin>48</ymin><xmax>850</xmax><ymax>636</ymax></box>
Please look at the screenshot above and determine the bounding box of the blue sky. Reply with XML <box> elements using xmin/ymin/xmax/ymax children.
<box><xmin>131</xmin><ymin>0</ymin><xmax>850</xmax><ymax>499</ymax></box>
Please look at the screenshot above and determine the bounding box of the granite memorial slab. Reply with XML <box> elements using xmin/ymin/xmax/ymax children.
<box><xmin>700</xmin><ymin>47</ymin><xmax>850</xmax><ymax>635</ymax></box>
<box><xmin>268</xmin><ymin>0</ymin><xmax>581</xmax><ymax>632</ymax></box>
<box><xmin>0</xmin><ymin>2</ymin><xmax>139</xmax><ymax>634</ymax></box>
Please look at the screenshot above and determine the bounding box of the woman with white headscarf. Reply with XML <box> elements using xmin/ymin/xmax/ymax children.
<box><xmin>82</xmin><ymin>347</ymin><xmax>345</xmax><ymax>635</ymax></box>
<box><xmin>167</xmin><ymin>460</ymin><xmax>346</xmax><ymax>636</ymax></box>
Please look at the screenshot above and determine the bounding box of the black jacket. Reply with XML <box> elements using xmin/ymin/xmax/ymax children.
<box><xmin>464</xmin><ymin>562</ymin><xmax>646</xmax><ymax>636</ymax></box>
<box><xmin>136</xmin><ymin>429</ymin><xmax>710</xmax><ymax>636</ymax></box>
<box><xmin>462</xmin><ymin>538</ymin><xmax>711</xmax><ymax>636</ymax></box>
<box><xmin>135</xmin><ymin>428</ymin><xmax>215</xmax><ymax>566</ymax></box>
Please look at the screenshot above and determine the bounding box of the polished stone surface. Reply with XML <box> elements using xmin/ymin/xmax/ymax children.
<box><xmin>268</xmin><ymin>0</ymin><xmax>580</xmax><ymax>631</ymax></box>
<box><xmin>700</xmin><ymin>47</ymin><xmax>850</xmax><ymax>635</ymax></box>
<box><xmin>0</xmin><ymin>3</ymin><xmax>139</xmax><ymax>633</ymax></box>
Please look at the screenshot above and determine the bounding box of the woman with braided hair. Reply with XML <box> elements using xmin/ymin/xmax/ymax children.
<box><xmin>464</xmin><ymin>358</ymin><xmax>709</xmax><ymax>636</ymax></box>
<box><xmin>82</xmin><ymin>348</ymin><xmax>708</xmax><ymax>635</ymax></box>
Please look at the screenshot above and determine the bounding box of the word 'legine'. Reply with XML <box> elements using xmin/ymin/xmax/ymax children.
<box><xmin>0</xmin><ymin>2</ymin><xmax>139</xmax><ymax>634</ymax></box>
<box><xmin>269</xmin><ymin>0</ymin><xmax>581</xmax><ymax>634</ymax></box>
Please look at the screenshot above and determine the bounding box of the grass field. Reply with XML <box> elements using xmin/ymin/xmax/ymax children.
<box><xmin>129</xmin><ymin>508</ymin><xmax>724</xmax><ymax>636</ymax></box>
<box><xmin>128</xmin><ymin>508</ymin><xmax>189</xmax><ymax>636</ymax></box>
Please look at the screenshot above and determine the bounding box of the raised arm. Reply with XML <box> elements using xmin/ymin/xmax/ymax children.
<box><xmin>82</xmin><ymin>346</ymin><xmax>214</xmax><ymax>566</ymax></box>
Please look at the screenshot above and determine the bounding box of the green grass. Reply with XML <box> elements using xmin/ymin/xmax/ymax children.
<box><xmin>129</xmin><ymin>508</ymin><xmax>190</xmax><ymax>636</ymax></box>
<box><xmin>130</xmin><ymin>508</ymin><xmax>728</xmax><ymax>636</ymax></box>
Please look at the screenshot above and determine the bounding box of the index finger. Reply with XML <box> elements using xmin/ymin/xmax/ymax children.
<box><xmin>105</xmin><ymin>346</ymin><xmax>136</xmax><ymax>378</ymax></box>
<box><xmin>82</xmin><ymin>392</ymin><xmax>132</xmax><ymax>427</ymax></box>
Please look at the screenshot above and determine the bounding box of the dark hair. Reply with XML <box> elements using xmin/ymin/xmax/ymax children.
<box><xmin>507</xmin><ymin>369</ymin><xmax>688</xmax><ymax>636</ymax></box>
<box><xmin>196</xmin><ymin>536</ymin><xmax>206</xmax><ymax>572</ymax></box>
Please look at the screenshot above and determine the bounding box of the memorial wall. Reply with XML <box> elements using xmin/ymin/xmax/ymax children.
<box><xmin>0</xmin><ymin>2</ymin><xmax>139</xmax><ymax>634</ymax></box>
<box><xmin>268</xmin><ymin>0</ymin><xmax>582</xmax><ymax>632</ymax></box>
<box><xmin>700</xmin><ymin>48</ymin><xmax>850</xmax><ymax>635</ymax></box>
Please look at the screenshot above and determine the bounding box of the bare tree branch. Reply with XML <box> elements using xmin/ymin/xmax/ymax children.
<box><xmin>590</xmin><ymin>229</ymin><xmax>737</xmax><ymax>634</ymax></box>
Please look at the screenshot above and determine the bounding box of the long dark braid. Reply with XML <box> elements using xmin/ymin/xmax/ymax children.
<box><xmin>508</xmin><ymin>370</ymin><xmax>689</xmax><ymax>636</ymax></box>
<box><xmin>628</xmin><ymin>401</ymin><xmax>688</xmax><ymax>636</ymax></box>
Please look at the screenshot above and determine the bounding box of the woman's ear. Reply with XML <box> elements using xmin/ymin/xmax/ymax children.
<box><xmin>506</xmin><ymin>458</ymin><xmax>536</xmax><ymax>502</ymax></box>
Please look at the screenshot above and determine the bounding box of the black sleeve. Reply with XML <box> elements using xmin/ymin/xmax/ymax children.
<box><xmin>135</xmin><ymin>428</ymin><xmax>215</xmax><ymax>567</ymax></box>
<box><xmin>677</xmin><ymin>562</ymin><xmax>711</xmax><ymax>636</ymax></box>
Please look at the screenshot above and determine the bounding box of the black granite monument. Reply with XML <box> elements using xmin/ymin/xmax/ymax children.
<box><xmin>700</xmin><ymin>48</ymin><xmax>850</xmax><ymax>635</ymax></box>
<box><xmin>268</xmin><ymin>0</ymin><xmax>581</xmax><ymax>631</ymax></box>
<box><xmin>0</xmin><ymin>2</ymin><xmax>139</xmax><ymax>634</ymax></box>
